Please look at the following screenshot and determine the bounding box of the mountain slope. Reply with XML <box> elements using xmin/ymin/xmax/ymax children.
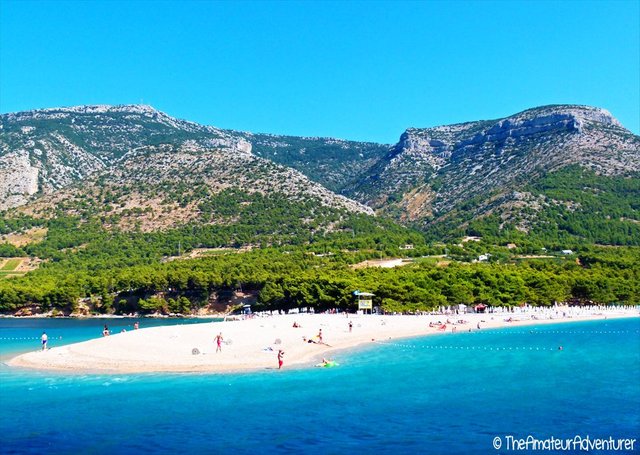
<box><xmin>13</xmin><ymin>142</ymin><xmax>373</xmax><ymax>232</ymax></box>
<box><xmin>345</xmin><ymin>105</ymin><xmax>640</xmax><ymax>237</ymax></box>
<box><xmin>1</xmin><ymin>105</ymin><xmax>378</xmax><ymax>243</ymax></box>
<box><xmin>0</xmin><ymin>105</ymin><xmax>251</xmax><ymax>210</ymax></box>
<box><xmin>0</xmin><ymin>105</ymin><xmax>391</xmax><ymax>210</ymax></box>
<box><xmin>235</xmin><ymin>132</ymin><xmax>390</xmax><ymax>194</ymax></box>
<box><xmin>2</xmin><ymin>103</ymin><xmax>638</xmax><ymax>246</ymax></box>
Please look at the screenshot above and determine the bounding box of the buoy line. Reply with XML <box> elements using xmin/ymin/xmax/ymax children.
<box><xmin>453</xmin><ymin>330</ymin><xmax>639</xmax><ymax>335</ymax></box>
<box><xmin>0</xmin><ymin>336</ymin><xmax>63</xmax><ymax>341</ymax></box>
<box><xmin>374</xmin><ymin>341</ymin><xmax>562</xmax><ymax>351</ymax></box>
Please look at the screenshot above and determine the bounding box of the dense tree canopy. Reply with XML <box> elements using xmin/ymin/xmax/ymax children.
<box><xmin>1</xmin><ymin>168</ymin><xmax>638</xmax><ymax>315</ymax></box>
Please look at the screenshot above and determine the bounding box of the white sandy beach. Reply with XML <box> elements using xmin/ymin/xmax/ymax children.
<box><xmin>8</xmin><ymin>307</ymin><xmax>638</xmax><ymax>373</ymax></box>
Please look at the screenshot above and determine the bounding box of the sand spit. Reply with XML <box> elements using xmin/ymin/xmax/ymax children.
<box><xmin>8</xmin><ymin>308</ymin><xmax>638</xmax><ymax>374</ymax></box>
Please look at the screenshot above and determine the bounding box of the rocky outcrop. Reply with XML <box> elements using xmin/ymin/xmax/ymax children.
<box><xmin>457</xmin><ymin>106</ymin><xmax>621</xmax><ymax>148</ymax></box>
<box><xmin>0</xmin><ymin>105</ymin><xmax>252</xmax><ymax>210</ymax></box>
<box><xmin>348</xmin><ymin>105</ymin><xmax>639</xmax><ymax>221</ymax></box>
<box><xmin>0</xmin><ymin>151</ymin><xmax>39</xmax><ymax>210</ymax></box>
<box><xmin>111</xmin><ymin>145</ymin><xmax>373</xmax><ymax>217</ymax></box>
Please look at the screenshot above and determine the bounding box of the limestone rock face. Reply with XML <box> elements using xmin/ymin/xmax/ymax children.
<box><xmin>0</xmin><ymin>151</ymin><xmax>39</xmax><ymax>210</ymax></box>
<box><xmin>0</xmin><ymin>104</ymin><xmax>251</xmax><ymax>210</ymax></box>
<box><xmin>348</xmin><ymin>105</ymin><xmax>639</xmax><ymax>221</ymax></box>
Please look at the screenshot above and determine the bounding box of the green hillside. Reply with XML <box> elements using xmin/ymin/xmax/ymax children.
<box><xmin>434</xmin><ymin>167</ymin><xmax>640</xmax><ymax>248</ymax></box>
<box><xmin>1</xmin><ymin>211</ymin><xmax>637</xmax><ymax>314</ymax></box>
<box><xmin>238</xmin><ymin>132</ymin><xmax>390</xmax><ymax>193</ymax></box>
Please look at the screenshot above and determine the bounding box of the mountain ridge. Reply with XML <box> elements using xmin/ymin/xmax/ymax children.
<box><xmin>1</xmin><ymin>104</ymin><xmax>390</xmax><ymax>211</ymax></box>
<box><xmin>2</xmin><ymin>103</ymin><xmax>638</xmax><ymax>245</ymax></box>
<box><xmin>346</xmin><ymin>105</ymin><xmax>639</xmax><ymax>219</ymax></box>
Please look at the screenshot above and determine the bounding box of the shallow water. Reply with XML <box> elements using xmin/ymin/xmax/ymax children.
<box><xmin>1</xmin><ymin>317</ymin><xmax>638</xmax><ymax>454</ymax></box>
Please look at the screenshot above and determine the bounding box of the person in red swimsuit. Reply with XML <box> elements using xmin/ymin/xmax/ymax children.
<box><xmin>278</xmin><ymin>350</ymin><xmax>284</xmax><ymax>369</ymax></box>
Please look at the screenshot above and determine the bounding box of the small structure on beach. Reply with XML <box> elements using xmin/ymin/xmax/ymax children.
<box><xmin>354</xmin><ymin>290</ymin><xmax>375</xmax><ymax>314</ymax></box>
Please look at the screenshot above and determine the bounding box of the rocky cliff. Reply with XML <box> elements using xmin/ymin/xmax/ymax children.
<box><xmin>0</xmin><ymin>105</ymin><xmax>251</xmax><ymax>210</ymax></box>
<box><xmin>346</xmin><ymin>105</ymin><xmax>639</xmax><ymax>223</ymax></box>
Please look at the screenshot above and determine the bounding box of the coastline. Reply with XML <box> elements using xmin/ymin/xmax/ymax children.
<box><xmin>8</xmin><ymin>308</ymin><xmax>638</xmax><ymax>374</ymax></box>
<box><xmin>0</xmin><ymin>314</ymin><xmax>226</xmax><ymax>319</ymax></box>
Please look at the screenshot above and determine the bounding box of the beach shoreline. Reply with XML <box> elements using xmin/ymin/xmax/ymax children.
<box><xmin>0</xmin><ymin>314</ymin><xmax>226</xmax><ymax>319</ymax></box>
<box><xmin>8</xmin><ymin>307</ymin><xmax>638</xmax><ymax>374</ymax></box>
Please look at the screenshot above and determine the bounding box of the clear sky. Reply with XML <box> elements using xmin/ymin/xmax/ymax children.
<box><xmin>1</xmin><ymin>0</ymin><xmax>638</xmax><ymax>143</ymax></box>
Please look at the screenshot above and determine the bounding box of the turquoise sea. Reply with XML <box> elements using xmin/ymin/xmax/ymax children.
<box><xmin>1</xmin><ymin>317</ymin><xmax>639</xmax><ymax>454</ymax></box>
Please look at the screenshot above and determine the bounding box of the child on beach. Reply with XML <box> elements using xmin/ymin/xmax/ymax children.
<box><xmin>215</xmin><ymin>333</ymin><xmax>224</xmax><ymax>352</ymax></box>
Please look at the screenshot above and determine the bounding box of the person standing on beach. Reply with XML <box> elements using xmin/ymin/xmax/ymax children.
<box><xmin>318</xmin><ymin>329</ymin><xmax>323</xmax><ymax>343</ymax></box>
<box><xmin>348</xmin><ymin>321</ymin><xmax>353</xmax><ymax>333</ymax></box>
<box><xmin>41</xmin><ymin>332</ymin><xmax>48</xmax><ymax>350</ymax></box>
<box><xmin>277</xmin><ymin>350</ymin><xmax>284</xmax><ymax>369</ymax></box>
<box><xmin>215</xmin><ymin>332</ymin><xmax>223</xmax><ymax>352</ymax></box>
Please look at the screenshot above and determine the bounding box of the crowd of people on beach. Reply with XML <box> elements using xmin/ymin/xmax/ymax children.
<box><xmin>224</xmin><ymin>305</ymin><xmax>638</xmax><ymax>369</ymax></box>
<box><xmin>470</xmin><ymin>304</ymin><xmax>638</xmax><ymax>321</ymax></box>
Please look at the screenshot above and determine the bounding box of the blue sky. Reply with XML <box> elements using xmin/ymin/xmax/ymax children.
<box><xmin>1</xmin><ymin>0</ymin><xmax>638</xmax><ymax>143</ymax></box>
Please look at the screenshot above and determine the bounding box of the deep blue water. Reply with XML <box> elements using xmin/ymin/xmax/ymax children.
<box><xmin>1</xmin><ymin>317</ymin><xmax>639</xmax><ymax>454</ymax></box>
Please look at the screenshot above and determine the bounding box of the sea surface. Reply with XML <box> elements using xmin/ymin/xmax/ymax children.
<box><xmin>1</xmin><ymin>317</ymin><xmax>638</xmax><ymax>454</ymax></box>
